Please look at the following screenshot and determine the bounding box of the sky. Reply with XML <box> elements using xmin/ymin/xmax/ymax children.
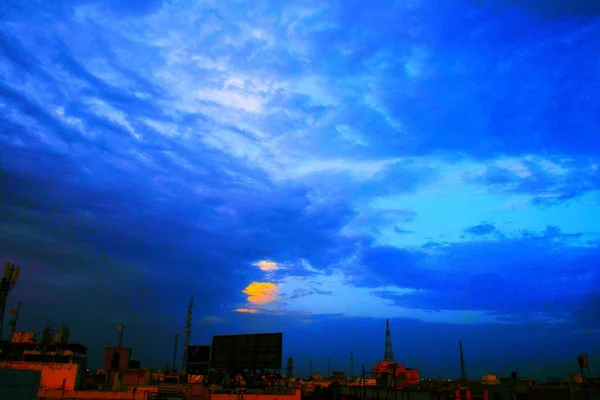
<box><xmin>1</xmin><ymin>0</ymin><xmax>600</xmax><ymax>381</ymax></box>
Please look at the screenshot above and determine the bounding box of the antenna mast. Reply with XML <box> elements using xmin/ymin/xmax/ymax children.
<box><xmin>182</xmin><ymin>295</ymin><xmax>193</xmax><ymax>371</ymax></box>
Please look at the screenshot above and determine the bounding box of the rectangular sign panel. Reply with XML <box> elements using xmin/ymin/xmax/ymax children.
<box><xmin>211</xmin><ymin>333</ymin><xmax>282</xmax><ymax>369</ymax></box>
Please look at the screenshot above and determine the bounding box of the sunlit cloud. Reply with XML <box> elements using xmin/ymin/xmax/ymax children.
<box><xmin>235</xmin><ymin>308</ymin><xmax>258</xmax><ymax>314</ymax></box>
<box><xmin>242</xmin><ymin>282</ymin><xmax>278</xmax><ymax>304</ymax></box>
<box><xmin>254</xmin><ymin>260</ymin><xmax>278</xmax><ymax>271</ymax></box>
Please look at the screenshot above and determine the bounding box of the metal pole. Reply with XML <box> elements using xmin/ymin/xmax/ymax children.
<box><xmin>581</xmin><ymin>364</ymin><xmax>589</xmax><ymax>400</ymax></box>
<box><xmin>351</xmin><ymin>352</ymin><xmax>354</xmax><ymax>378</ymax></box>
<box><xmin>309</xmin><ymin>359</ymin><xmax>312</xmax><ymax>377</ymax></box>
<box><xmin>362</xmin><ymin>365</ymin><xmax>365</xmax><ymax>400</ymax></box>
<box><xmin>328</xmin><ymin>358</ymin><xmax>331</xmax><ymax>379</ymax></box>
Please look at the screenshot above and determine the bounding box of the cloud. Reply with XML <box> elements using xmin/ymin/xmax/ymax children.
<box><xmin>200</xmin><ymin>315</ymin><xmax>224</xmax><ymax>324</ymax></box>
<box><xmin>242</xmin><ymin>282</ymin><xmax>278</xmax><ymax>304</ymax></box>
<box><xmin>464</xmin><ymin>223</ymin><xmax>497</xmax><ymax>236</ymax></box>
<box><xmin>254</xmin><ymin>260</ymin><xmax>278</xmax><ymax>271</ymax></box>
<box><xmin>394</xmin><ymin>227</ymin><xmax>414</xmax><ymax>235</ymax></box>
<box><xmin>235</xmin><ymin>308</ymin><xmax>258</xmax><ymax>314</ymax></box>
<box><xmin>241</xmin><ymin>266</ymin><xmax>508</xmax><ymax>325</ymax></box>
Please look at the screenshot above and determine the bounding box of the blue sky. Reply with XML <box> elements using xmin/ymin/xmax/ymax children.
<box><xmin>1</xmin><ymin>0</ymin><xmax>600</xmax><ymax>380</ymax></box>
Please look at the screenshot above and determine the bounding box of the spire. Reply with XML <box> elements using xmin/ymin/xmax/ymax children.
<box><xmin>384</xmin><ymin>319</ymin><xmax>395</xmax><ymax>362</ymax></box>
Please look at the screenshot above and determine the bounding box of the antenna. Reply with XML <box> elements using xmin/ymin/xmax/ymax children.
<box><xmin>459</xmin><ymin>340</ymin><xmax>467</xmax><ymax>380</ymax></box>
<box><xmin>350</xmin><ymin>352</ymin><xmax>355</xmax><ymax>378</ymax></box>
<box><xmin>182</xmin><ymin>295</ymin><xmax>193</xmax><ymax>371</ymax></box>
<box><xmin>117</xmin><ymin>325</ymin><xmax>125</xmax><ymax>347</ymax></box>
<box><xmin>384</xmin><ymin>319</ymin><xmax>395</xmax><ymax>362</ymax></box>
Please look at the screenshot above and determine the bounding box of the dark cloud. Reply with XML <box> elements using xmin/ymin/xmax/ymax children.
<box><xmin>485</xmin><ymin>0</ymin><xmax>600</xmax><ymax>19</ymax></box>
<box><xmin>464</xmin><ymin>223</ymin><xmax>497</xmax><ymax>236</ymax></box>
<box><xmin>469</xmin><ymin>159</ymin><xmax>600</xmax><ymax>205</ymax></box>
<box><xmin>360</xmin><ymin>232</ymin><xmax>599</xmax><ymax>328</ymax></box>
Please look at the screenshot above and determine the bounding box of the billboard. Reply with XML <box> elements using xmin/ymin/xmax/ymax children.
<box><xmin>211</xmin><ymin>333</ymin><xmax>282</xmax><ymax>370</ymax></box>
<box><xmin>188</xmin><ymin>346</ymin><xmax>211</xmax><ymax>363</ymax></box>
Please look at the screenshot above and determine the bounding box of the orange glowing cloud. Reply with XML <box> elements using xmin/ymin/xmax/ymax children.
<box><xmin>243</xmin><ymin>282</ymin><xmax>278</xmax><ymax>304</ymax></box>
<box><xmin>235</xmin><ymin>308</ymin><xmax>257</xmax><ymax>313</ymax></box>
<box><xmin>254</xmin><ymin>260</ymin><xmax>278</xmax><ymax>271</ymax></box>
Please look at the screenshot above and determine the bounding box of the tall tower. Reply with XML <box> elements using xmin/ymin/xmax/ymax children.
<box><xmin>459</xmin><ymin>340</ymin><xmax>467</xmax><ymax>380</ymax></box>
<box><xmin>182</xmin><ymin>295</ymin><xmax>193</xmax><ymax>371</ymax></box>
<box><xmin>384</xmin><ymin>319</ymin><xmax>395</xmax><ymax>362</ymax></box>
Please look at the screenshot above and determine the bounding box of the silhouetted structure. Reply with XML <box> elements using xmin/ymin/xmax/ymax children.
<box><xmin>384</xmin><ymin>319</ymin><xmax>394</xmax><ymax>362</ymax></box>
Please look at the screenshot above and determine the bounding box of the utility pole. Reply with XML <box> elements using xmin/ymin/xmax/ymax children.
<box><xmin>362</xmin><ymin>365</ymin><xmax>366</xmax><ymax>400</ymax></box>
<box><xmin>328</xmin><ymin>357</ymin><xmax>331</xmax><ymax>378</ymax></box>
<box><xmin>9</xmin><ymin>302</ymin><xmax>22</xmax><ymax>341</ymax></box>
<box><xmin>350</xmin><ymin>352</ymin><xmax>355</xmax><ymax>378</ymax></box>
<box><xmin>309</xmin><ymin>359</ymin><xmax>312</xmax><ymax>377</ymax></box>
<box><xmin>0</xmin><ymin>262</ymin><xmax>20</xmax><ymax>343</ymax></box>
